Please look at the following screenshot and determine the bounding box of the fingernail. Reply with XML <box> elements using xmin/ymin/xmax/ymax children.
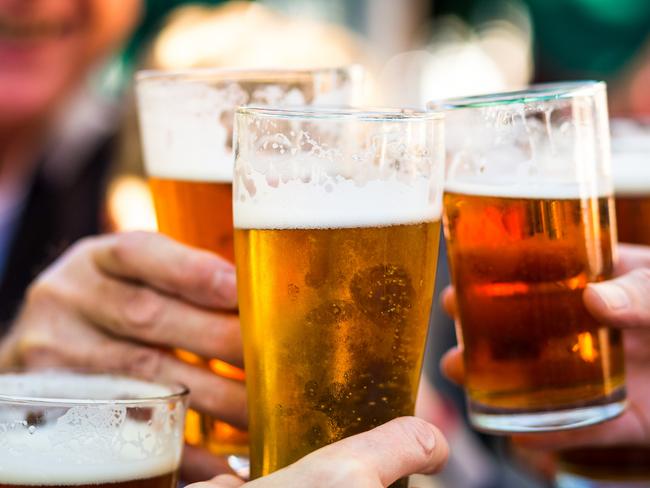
<box><xmin>591</xmin><ymin>282</ymin><xmax>630</xmax><ymax>310</ymax></box>
<box><xmin>213</xmin><ymin>268</ymin><xmax>238</xmax><ymax>305</ymax></box>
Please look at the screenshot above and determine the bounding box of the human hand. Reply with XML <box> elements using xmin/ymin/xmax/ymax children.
<box><xmin>440</xmin><ymin>244</ymin><xmax>650</xmax><ymax>449</ymax></box>
<box><xmin>0</xmin><ymin>231</ymin><xmax>245</xmax><ymax>479</ymax></box>
<box><xmin>188</xmin><ymin>417</ymin><xmax>448</xmax><ymax>488</ymax></box>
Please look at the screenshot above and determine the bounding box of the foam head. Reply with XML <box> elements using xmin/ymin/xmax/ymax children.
<box><xmin>0</xmin><ymin>372</ymin><xmax>186</xmax><ymax>486</ymax></box>
<box><xmin>610</xmin><ymin>119</ymin><xmax>650</xmax><ymax>196</ymax></box>
<box><xmin>135</xmin><ymin>68</ymin><xmax>361</xmax><ymax>184</ymax></box>
<box><xmin>232</xmin><ymin>108</ymin><xmax>444</xmax><ymax>230</ymax></box>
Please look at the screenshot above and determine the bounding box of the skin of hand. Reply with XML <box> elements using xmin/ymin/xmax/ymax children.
<box><xmin>188</xmin><ymin>417</ymin><xmax>449</xmax><ymax>488</ymax></box>
<box><xmin>0</xmin><ymin>231</ymin><xmax>246</xmax><ymax>481</ymax></box>
<box><xmin>440</xmin><ymin>243</ymin><xmax>650</xmax><ymax>450</ymax></box>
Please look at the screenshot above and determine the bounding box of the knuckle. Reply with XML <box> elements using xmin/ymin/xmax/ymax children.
<box><xmin>398</xmin><ymin>417</ymin><xmax>438</xmax><ymax>459</ymax></box>
<box><xmin>632</xmin><ymin>267</ymin><xmax>650</xmax><ymax>288</ymax></box>
<box><xmin>15</xmin><ymin>330</ymin><xmax>60</xmax><ymax>367</ymax></box>
<box><xmin>25</xmin><ymin>279</ymin><xmax>57</xmax><ymax>306</ymax></box>
<box><xmin>64</xmin><ymin>236</ymin><xmax>98</xmax><ymax>258</ymax></box>
<box><xmin>111</xmin><ymin>231</ymin><xmax>152</xmax><ymax>264</ymax></box>
<box><xmin>176</xmin><ymin>252</ymin><xmax>214</xmax><ymax>291</ymax></box>
<box><xmin>124</xmin><ymin>347</ymin><xmax>164</xmax><ymax>379</ymax></box>
<box><xmin>122</xmin><ymin>287</ymin><xmax>164</xmax><ymax>332</ymax></box>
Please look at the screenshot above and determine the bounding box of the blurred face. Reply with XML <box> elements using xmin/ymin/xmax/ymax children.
<box><xmin>0</xmin><ymin>0</ymin><xmax>141</xmax><ymax>130</ymax></box>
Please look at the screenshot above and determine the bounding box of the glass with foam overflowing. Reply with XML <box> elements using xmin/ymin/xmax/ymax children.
<box><xmin>233</xmin><ymin>106</ymin><xmax>445</xmax><ymax>488</ymax></box>
<box><xmin>429</xmin><ymin>81</ymin><xmax>626</xmax><ymax>433</ymax></box>
<box><xmin>134</xmin><ymin>66</ymin><xmax>363</xmax><ymax>458</ymax></box>
<box><xmin>0</xmin><ymin>371</ymin><xmax>188</xmax><ymax>488</ymax></box>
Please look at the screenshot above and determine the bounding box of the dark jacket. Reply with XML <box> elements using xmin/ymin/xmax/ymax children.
<box><xmin>0</xmin><ymin>130</ymin><xmax>115</xmax><ymax>332</ymax></box>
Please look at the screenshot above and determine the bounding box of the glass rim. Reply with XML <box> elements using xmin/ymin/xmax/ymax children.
<box><xmin>428</xmin><ymin>80</ymin><xmax>605</xmax><ymax>110</ymax></box>
<box><xmin>135</xmin><ymin>64</ymin><xmax>363</xmax><ymax>83</ymax></box>
<box><xmin>236</xmin><ymin>105</ymin><xmax>443</xmax><ymax>122</ymax></box>
<box><xmin>0</xmin><ymin>370</ymin><xmax>189</xmax><ymax>406</ymax></box>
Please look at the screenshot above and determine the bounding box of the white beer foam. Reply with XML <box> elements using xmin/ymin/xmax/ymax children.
<box><xmin>0</xmin><ymin>422</ymin><xmax>179</xmax><ymax>486</ymax></box>
<box><xmin>137</xmin><ymin>78</ymin><xmax>355</xmax><ymax>183</ymax></box>
<box><xmin>234</xmin><ymin>173</ymin><xmax>441</xmax><ymax>229</ymax></box>
<box><xmin>137</xmin><ymin>82</ymin><xmax>237</xmax><ymax>182</ymax></box>
<box><xmin>0</xmin><ymin>373</ymin><xmax>182</xmax><ymax>486</ymax></box>
<box><xmin>444</xmin><ymin>181</ymin><xmax>611</xmax><ymax>199</ymax></box>
<box><xmin>0</xmin><ymin>372</ymin><xmax>173</xmax><ymax>399</ymax></box>
<box><xmin>609</xmin><ymin>119</ymin><xmax>650</xmax><ymax>195</ymax></box>
<box><xmin>612</xmin><ymin>154</ymin><xmax>650</xmax><ymax>195</ymax></box>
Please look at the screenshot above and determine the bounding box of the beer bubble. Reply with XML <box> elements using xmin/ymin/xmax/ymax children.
<box><xmin>305</xmin><ymin>300</ymin><xmax>354</xmax><ymax>328</ymax></box>
<box><xmin>350</xmin><ymin>264</ymin><xmax>414</xmax><ymax>326</ymax></box>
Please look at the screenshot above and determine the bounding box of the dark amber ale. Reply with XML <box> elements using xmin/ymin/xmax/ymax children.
<box><xmin>556</xmin><ymin>173</ymin><xmax>650</xmax><ymax>485</ymax></box>
<box><xmin>235</xmin><ymin>220</ymin><xmax>441</xmax><ymax>488</ymax></box>
<box><xmin>557</xmin><ymin>446</ymin><xmax>650</xmax><ymax>485</ymax></box>
<box><xmin>149</xmin><ymin>176</ymin><xmax>247</xmax><ymax>455</ymax></box>
<box><xmin>443</xmin><ymin>190</ymin><xmax>625</xmax><ymax>429</ymax></box>
<box><xmin>616</xmin><ymin>195</ymin><xmax>650</xmax><ymax>245</ymax></box>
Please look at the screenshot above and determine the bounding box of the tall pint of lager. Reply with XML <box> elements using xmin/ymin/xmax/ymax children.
<box><xmin>431</xmin><ymin>81</ymin><xmax>626</xmax><ymax>433</ymax></box>
<box><xmin>135</xmin><ymin>67</ymin><xmax>361</xmax><ymax>455</ymax></box>
<box><xmin>0</xmin><ymin>371</ymin><xmax>187</xmax><ymax>488</ymax></box>
<box><xmin>233</xmin><ymin>107</ymin><xmax>445</xmax><ymax>488</ymax></box>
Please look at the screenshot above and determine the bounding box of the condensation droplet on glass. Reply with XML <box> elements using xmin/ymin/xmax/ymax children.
<box><xmin>28</xmin><ymin>425</ymin><xmax>36</xmax><ymax>435</ymax></box>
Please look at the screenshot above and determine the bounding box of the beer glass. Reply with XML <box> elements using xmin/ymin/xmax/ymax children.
<box><xmin>610</xmin><ymin>118</ymin><xmax>650</xmax><ymax>245</ymax></box>
<box><xmin>431</xmin><ymin>81</ymin><xmax>626</xmax><ymax>433</ymax></box>
<box><xmin>555</xmin><ymin>118</ymin><xmax>650</xmax><ymax>487</ymax></box>
<box><xmin>0</xmin><ymin>371</ymin><xmax>187</xmax><ymax>488</ymax></box>
<box><xmin>135</xmin><ymin>66</ymin><xmax>362</xmax><ymax>456</ymax></box>
<box><xmin>233</xmin><ymin>107</ymin><xmax>445</xmax><ymax>488</ymax></box>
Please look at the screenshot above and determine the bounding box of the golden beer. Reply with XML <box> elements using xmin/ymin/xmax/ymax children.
<box><xmin>136</xmin><ymin>67</ymin><xmax>362</xmax><ymax>456</ymax></box>
<box><xmin>233</xmin><ymin>106</ymin><xmax>444</xmax><ymax>488</ymax></box>
<box><xmin>148</xmin><ymin>174</ymin><xmax>247</xmax><ymax>454</ymax></box>
<box><xmin>235</xmin><ymin>220</ymin><xmax>440</xmax><ymax>486</ymax></box>
<box><xmin>443</xmin><ymin>191</ymin><xmax>625</xmax><ymax>424</ymax></box>
<box><xmin>150</xmin><ymin>178</ymin><xmax>235</xmax><ymax>261</ymax></box>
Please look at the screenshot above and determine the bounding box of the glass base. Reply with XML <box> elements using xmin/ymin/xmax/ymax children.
<box><xmin>228</xmin><ymin>455</ymin><xmax>250</xmax><ymax>480</ymax></box>
<box><xmin>468</xmin><ymin>390</ymin><xmax>626</xmax><ymax>433</ymax></box>
<box><xmin>556</xmin><ymin>473</ymin><xmax>650</xmax><ymax>488</ymax></box>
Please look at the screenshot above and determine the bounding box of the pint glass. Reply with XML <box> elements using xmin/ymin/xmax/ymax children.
<box><xmin>431</xmin><ymin>81</ymin><xmax>626</xmax><ymax>433</ymax></box>
<box><xmin>233</xmin><ymin>107</ymin><xmax>445</xmax><ymax>488</ymax></box>
<box><xmin>610</xmin><ymin>118</ymin><xmax>650</xmax><ymax>246</ymax></box>
<box><xmin>555</xmin><ymin>118</ymin><xmax>650</xmax><ymax>487</ymax></box>
<box><xmin>135</xmin><ymin>67</ymin><xmax>361</xmax><ymax>455</ymax></box>
<box><xmin>0</xmin><ymin>371</ymin><xmax>187</xmax><ymax>488</ymax></box>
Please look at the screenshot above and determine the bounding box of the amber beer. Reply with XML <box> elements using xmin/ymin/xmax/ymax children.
<box><xmin>147</xmin><ymin>173</ymin><xmax>247</xmax><ymax>454</ymax></box>
<box><xmin>555</xmin><ymin>132</ymin><xmax>650</xmax><ymax>486</ymax></box>
<box><xmin>613</xmin><ymin>157</ymin><xmax>650</xmax><ymax>246</ymax></box>
<box><xmin>150</xmin><ymin>177</ymin><xmax>235</xmax><ymax>261</ymax></box>
<box><xmin>443</xmin><ymin>189</ymin><xmax>626</xmax><ymax>425</ymax></box>
<box><xmin>557</xmin><ymin>447</ymin><xmax>650</xmax><ymax>486</ymax></box>
<box><xmin>136</xmin><ymin>68</ymin><xmax>362</xmax><ymax>455</ymax></box>
<box><xmin>235</xmin><ymin>219</ymin><xmax>440</xmax><ymax>486</ymax></box>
